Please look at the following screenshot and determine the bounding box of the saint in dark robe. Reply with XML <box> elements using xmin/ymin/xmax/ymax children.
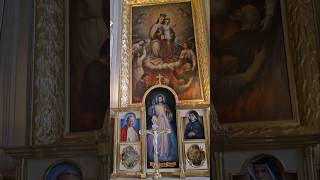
<box><xmin>248</xmin><ymin>157</ymin><xmax>284</xmax><ymax>180</ymax></box>
<box><xmin>80</xmin><ymin>41</ymin><xmax>109</xmax><ymax>131</ymax></box>
<box><xmin>184</xmin><ymin>110</ymin><xmax>204</xmax><ymax>139</ymax></box>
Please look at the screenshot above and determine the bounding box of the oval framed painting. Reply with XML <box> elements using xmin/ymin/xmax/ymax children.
<box><xmin>45</xmin><ymin>161</ymin><xmax>83</xmax><ymax>180</ymax></box>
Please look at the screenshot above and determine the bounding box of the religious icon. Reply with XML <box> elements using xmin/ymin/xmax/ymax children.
<box><xmin>184</xmin><ymin>110</ymin><xmax>205</xmax><ymax>139</ymax></box>
<box><xmin>145</xmin><ymin>88</ymin><xmax>179</xmax><ymax>168</ymax></box>
<box><xmin>131</xmin><ymin>2</ymin><xmax>202</xmax><ymax>103</ymax></box>
<box><xmin>231</xmin><ymin>155</ymin><xmax>298</xmax><ymax>180</ymax></box>
<box><xmin>120</xmin><ymin>145</ymin><xmax>140</xmax><ymax>169</ymax></box>
<box><xmin>120</xmin><ymin>112</ymin><xmax>140</xmax><ymax>143</ymax></box>
<box><xmin>211</xmin><ymin>0</ymin><xmax>293</xmax><ymax>123</ymax></box>
<box><xmin>186</xmin><ymin>144</ymin><xmax>206</xmax><ymax>167</ymax></box>
<box><xmin>45</xmin><ymin>161</ymin><xmax>83</xmax><ymax>180</ymax></box>
<box><xmin>248</xmin><ymin>157</ymin><xmax>284</xmax><ymax>180</ymax></box>
<box><xmin>184</xmin><ymin>142</ymin><xmax>208</xmax><ymax>170</ymax></box>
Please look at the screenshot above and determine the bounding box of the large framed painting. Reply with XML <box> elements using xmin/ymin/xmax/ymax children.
<box><xmin>208</xmin><ymin>0</ymin><xmax>320</xmax><ymax>137</ymax></box>
<box><xmin>68</xmin><ymin>0</ymin><xmax>109</xmax><ymax>133</ymax></box>
<box><xmin>119</xmin><ymin>0</ymin><xmax>210</xmax><ymax>108</ymax></box>
<box><xmin>211</xmin><ymin>0</ymin><xmax>298</xmax><ymax>124</ymax></box>
<box><xmin>131</xmin><ymin>2</ymin><xmax>202</xmax><ymax>104</ymax></box>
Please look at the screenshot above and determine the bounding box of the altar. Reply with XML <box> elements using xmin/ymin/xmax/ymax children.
<box><xmin>111</xmin><ymin>0</ymin><xmax>210</xmax><ymax>179</ymax></box>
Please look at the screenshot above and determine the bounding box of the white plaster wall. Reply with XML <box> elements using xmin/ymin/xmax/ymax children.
<box><xmin>27</xmin><ymin>157</ymin><xmax>99</xmax><ymax>180</ymax></box>
<box><xmin>110</xmin><ymin>0</ymin><xmax>121</xmax><ymax>109</ymax></box>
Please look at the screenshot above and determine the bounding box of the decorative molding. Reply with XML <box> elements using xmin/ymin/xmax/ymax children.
<box><xmin>119</xmin><ymin>0</ymin><xmax>130</xmax><ymax>107</ymax></box>
<box><xmin>305</xmin><ymin>145</ymin><xmax>317</xmax><ymax>180</ymax></box>
<box><xmin>287</xmin><ymin>0</ymin><xmax>320</xmax><ymax>133</ymax></box>
<box><xmin>32</xmin><ymin>0</ymin><xmax>65</xmax><ymax>144</ymax></box>
<box><xmin>214</xmin><ymin>135</ymin><xmax>320</xmax><ymax>152</ymax></box>
<box><xmin>15</xmin><ymin>158</ymin><xmax>26</xmax><ymax>180</ymax></box>
<box><xmin>2</xmin><ymin>143</ymin><xmax>97</xmax><ymax>159</ymax></box>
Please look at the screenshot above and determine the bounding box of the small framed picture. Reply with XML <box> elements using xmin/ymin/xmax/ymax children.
<box><xmin>183</xmin><ymin>110</ymin><xmax>205</xmax><ymax>140</ymax></box>
<box><xmin>119</xmin><ymin>144</ymin><xmax>141</xmax><ymax>171</ymax></box>
<box><xmin>184</xmin><ymin>142</ymin><xmax>208</xmax><ymax>170</ymax></box>
<box><xmin>119</xmin><ymin>112</ymin><xmax>141</xmax><ymax>143</ymax></box>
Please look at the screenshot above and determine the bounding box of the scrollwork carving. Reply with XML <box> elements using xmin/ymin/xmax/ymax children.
<box><xmin>32</xmin><ymin>0</ymin><xmax>65</xmax><ymax>144</ymax></box>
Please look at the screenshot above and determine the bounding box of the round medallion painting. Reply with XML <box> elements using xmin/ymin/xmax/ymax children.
<box><xmin>186</xmin><ymin>144</ymin><xmax>205</xmax><ymax>167</ymax></box>
<box><xmin>45</xmin><ymin>161</ymin><xmax>83</xmax><ymax>180</ymax></box>
<box><xmin>121</xmin><ymin>145</ymin><xmax>140</xmax><ymax>169</ymax></box>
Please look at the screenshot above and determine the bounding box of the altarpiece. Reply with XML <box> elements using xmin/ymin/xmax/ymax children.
<box><xmin>111</xmin><ymin>0</ymin><xmax>210</xmax><ymax>178</ymax></box>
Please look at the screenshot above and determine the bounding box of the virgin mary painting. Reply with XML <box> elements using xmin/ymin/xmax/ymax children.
<box><xmin>131</xmin><ymin>2</ymin><xmax>202</xmax><ymax>103</ymax></box>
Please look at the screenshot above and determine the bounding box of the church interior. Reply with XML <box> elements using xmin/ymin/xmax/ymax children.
<box><xmin>0</xmin><ymin>0</ymin><xmax>319</xmax><ymax>180</ymax></box>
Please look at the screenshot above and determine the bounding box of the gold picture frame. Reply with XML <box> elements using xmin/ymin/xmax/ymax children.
<box><xmin>112</xmin><ymin>107</ymin><xmax>211</xmax><ymax>178</ymax></box>
<box><xmin>113</xmin><ymin>109</ymin><xmax>144</xmax><ymax>178</ymax></box>
<box><xmin>179</xmin><ymin>108</ymin><xmax>211</xmax><ymax>177</ymax></box>
<box><xmin>119</xmin><ymin>0</ymin><xmax>210</xmax><ymax>109</ymax></box>
<box><xmin>113</xmin><ymin>1</ymin><xmax>211</xmax><ymax>177</ymax></box>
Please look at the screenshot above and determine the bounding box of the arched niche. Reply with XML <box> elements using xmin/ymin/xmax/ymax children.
<box><xmin>144</xmin><ymin>87</ymin><xmax>179</xmax><ymax>169</ymax></box>
<box><xmin>240</xmin><ymin>154</ymin><xmax>298</xmax><ymax>180</ymax></box>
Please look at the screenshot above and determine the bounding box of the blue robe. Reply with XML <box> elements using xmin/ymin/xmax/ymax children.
<box><xmin>184</xmin><ymin>120</ymin><xmax>204</xmax><ymax>139</ymax></box>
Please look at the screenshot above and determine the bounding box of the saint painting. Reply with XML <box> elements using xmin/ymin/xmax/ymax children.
<box><xmin>132</xmin><ymin>2</ymin><xmax>202</xmax><ymax>103</ymax></box>
<box><xmin>184</xmin><ymin>110</ymin><xmax>205</xmax><ymax>139</ymax></box>
<box><xmin>248</xmin><ymin>157</ymin><xmax>284</xmax><ymax>180</ymax></box>
<box><xmin>211</xmin><ymin>0</ymin><xmax>293</xmax><ymax>123</ymax></box>
<box><xmin>145</xmin><ymin>88</ymin><xmax>178</xmax><ymax>168</ymax></box>
<box><xmin>120</xmin><ymin>112</ymin><xmax>140</xmax><ymax>143</ymax></box>
<box><xmin>232</xmin><ymin>156</ymin><xmax>298</xmax><ymax>180</ymax></box>
<box><xmin>46</xmin><ymin>161</ymin><xmax>83</xmax><ymax>180</ymax></box>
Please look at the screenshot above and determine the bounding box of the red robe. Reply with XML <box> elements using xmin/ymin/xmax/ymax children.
<box><xmin>121</xmin><ymin>125</ymin><xmax>139</xmax><ymax>142</ymax></box>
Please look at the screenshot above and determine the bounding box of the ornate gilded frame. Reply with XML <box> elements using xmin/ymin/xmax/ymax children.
<box><xmin>112</xmin><ymin>89</ymin><xmax>211</xmax><ymax>178</ymax></box>
<box><xmin>179</xmin><ymin>108</ymin><xmax>210</xmax><ymax>176</ymax></box>
<box><xmin>218</xmin><ymin>0</ymin><xmax>320</xmax><ymax>137</ymax></box>
<box><xmin>114</xmin><ymin>0</ymin><xmax>210</xmax><ymax>178</ymax></box>
<box><xmin>32</xmin><ymin>0</ymin><xmax>66</xmax><ymax>145</ymax></box>
<box><xmin>119</xmin><ymin>0</ymin><xmax>210</xmax><ymax>109</ymax></box>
